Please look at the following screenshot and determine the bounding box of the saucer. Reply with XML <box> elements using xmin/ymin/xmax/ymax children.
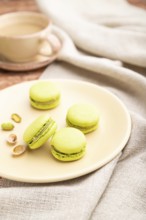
<box><xmin>0</xmin><ymin>41</ymin><xmax>60</xmax><ymax>72</ymax></box>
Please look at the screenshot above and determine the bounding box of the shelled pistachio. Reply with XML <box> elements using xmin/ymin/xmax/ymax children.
<box><xmin>11</xmin><ymin>113</ymin><xmax>22</xmax><ymax>123</ymax></box>
<box><xmin>1</xmin><ymin>122</ymin><xmax>14</xmax><ymax>131</ymax></box>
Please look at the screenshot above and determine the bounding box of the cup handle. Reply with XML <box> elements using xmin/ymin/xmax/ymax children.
<box><xmin>38</xmin><ymin>34</ymin><xmax>61</xmax><ymax>57</ymax></box>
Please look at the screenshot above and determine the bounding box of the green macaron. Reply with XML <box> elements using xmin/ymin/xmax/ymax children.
<box><xmin>23</xmin><ymin>114</ymin><xmax>57</xmax><ymax>149</ymax></box>
<box><xmin>50</xmin><ymin>127</ymin><xmax>86</xmax><ymax>162</ymax></box>
<box><xmin>29</xmin><ymin>81</ymin><xmax>61</xmax><ymax>110</ymax></box>
<box><xmin>66</xmin><ymin>103</ymin><xmax>99</xmax><ymax>134</ymax></box>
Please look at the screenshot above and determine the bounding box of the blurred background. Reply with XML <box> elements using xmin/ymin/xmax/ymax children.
<box><xmin>0</xmin><ymin>0</ymin><xmax>145</xmax><ymax>89</ymax></box>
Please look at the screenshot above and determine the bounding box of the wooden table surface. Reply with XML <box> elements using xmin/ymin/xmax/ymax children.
<box><xmin>0</xmin><ymin>0</ymin><xmax>145</xmax><ymax>90</ymax></box>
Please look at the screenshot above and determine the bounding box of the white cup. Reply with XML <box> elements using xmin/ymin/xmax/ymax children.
<box><xmin>0</xmin><ymin>11</ymin><xmax>59</xmax><ymax>62</ymax></box>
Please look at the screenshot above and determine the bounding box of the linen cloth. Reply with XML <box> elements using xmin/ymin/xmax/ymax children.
<box><xmin>37</xmin><ymin>0</ymin><xmax>146</xmax><ymax>67</ymax></box>
<box><xmin>0</xmin><ymin>0</ymin><xmax>146</xmax><ymax>219</ymax></box>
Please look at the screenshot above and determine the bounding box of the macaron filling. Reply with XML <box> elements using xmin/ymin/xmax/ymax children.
<box><xmin>28</xmin><ymin>119</ymin><xmax>55</xmax><ymax>147</ymax></box>
<box><xmin>51</xmin><ymin>146</ymin><xmax>86</xmax><ymax>161</ymax></box>
<box><xmin>66</xmin><ymin>118</ymin><xmax>98</xmax><ymax>134</ymax></box>
<box><xmin>30</xmin><ymin>94</ymin><xmax>60</xmax><ymax>105</ymax></box>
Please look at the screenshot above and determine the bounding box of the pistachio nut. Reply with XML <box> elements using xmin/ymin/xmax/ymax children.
<box><xmin>1</xmin><ymin>122</ymin><xmax>14</xmax><ymax>131</ymax></box>
<box><xmin>11</xmin><ymin>113</ymin><xmax>22</xmax><ymax>123</ymax></box>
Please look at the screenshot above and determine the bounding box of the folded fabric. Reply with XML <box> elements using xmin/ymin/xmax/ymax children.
<box><xmin>36</xmin><ymin>0</ymin><xmax>146</xmax><ymax>67</ymax></box>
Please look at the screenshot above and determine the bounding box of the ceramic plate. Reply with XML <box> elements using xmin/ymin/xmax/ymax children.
<box><xmin>0</xmin><ymin>80</ymin><xmax>131</xmax><ymax>183</ymax></box>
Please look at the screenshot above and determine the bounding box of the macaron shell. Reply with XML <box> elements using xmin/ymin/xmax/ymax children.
<box><xmin>30</xmin><ymin>81</ymin><xmax>60</xmax><ymax>102</ymax></box>
<box><xmin>66</xmin><ymin>104</ymin><xmax>99</xmax><ymax>127</ymax></box>
<box><xmin>51</xmin><ymin>146</ymin><xmax>86</xmax><ymax>162</ymax></box>
<box><xmin>50</xmin><ymin>127</ymin><xmax>86</xmax><ymax>154</ymax></box>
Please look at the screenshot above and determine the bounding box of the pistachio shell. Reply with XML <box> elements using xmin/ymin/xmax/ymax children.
<box><xmin>7</xmin><ymin>134</ymin><xmax>17</xmax><ymax>145</ymax></box>
<box><xmin>12</xmin><ymin>145</ymin><xmax>27</xmax><ymax>156</ymax></box>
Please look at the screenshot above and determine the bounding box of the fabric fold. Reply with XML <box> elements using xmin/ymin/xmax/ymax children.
<box><xmin>36</xmin><ymin>0</ymin><xmax>146</xmax><ymax>67</ymax></box>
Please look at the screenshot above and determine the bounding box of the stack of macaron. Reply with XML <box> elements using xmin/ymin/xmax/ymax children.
<box><xmin>23</xmin><ymin>81</ymin><xmax>99</xmax><ymax>162</ymax></box>
<box><xmin>29</xmin><ymin>81</ymin><xmax>61</xmax><ymax>110</ymax></box>
<box><xmin>50</xmin><ymin>127</ymin><xmax>86</xmax><ymax>161</ymax></box>
<box><xmin>66</xmin><ymin>103</ymin><xmax>99</xmax><ymax>134</ymax></box>
<box><xmin>23</xmin><ymin>114</ymin><xmax>57</xmax><ymax>150</ymax></box>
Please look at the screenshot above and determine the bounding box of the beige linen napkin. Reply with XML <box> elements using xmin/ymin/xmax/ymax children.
<box><xmin>36</xmin><ymin>0</ymin><xmax>146</xmax><ymax>67</ymax></box>
<box><xmin>0</xmin><ymin>0</ymin><xmax>146</xmax><ymax>219</ymax></box>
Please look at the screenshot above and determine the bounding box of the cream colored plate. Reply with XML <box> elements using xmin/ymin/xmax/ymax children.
<box><xmin>0</xmin><ymin>80</ymin><xmax>131</xmax><ymax>183</ymax></box>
